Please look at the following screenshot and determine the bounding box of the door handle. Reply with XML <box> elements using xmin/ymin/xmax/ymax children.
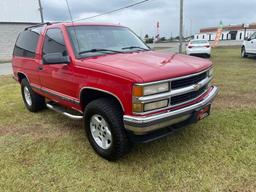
<box><xmin>38</xmin><ymin>66</ymin><xmax>44</xmax><ymax>71</ymax></box>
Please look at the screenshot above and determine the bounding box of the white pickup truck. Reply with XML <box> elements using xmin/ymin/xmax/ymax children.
<box><xmin>241</xmin><ymin>32</ymin><xmax>256</xmax><ymax>58</ymax></box>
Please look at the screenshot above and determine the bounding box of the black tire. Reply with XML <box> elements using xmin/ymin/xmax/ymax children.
<box><xmin>21</xmin><ymin>79</ymin><xmax>45</xmax><ymax>112</ymax></box>
<box><xmin>84</xmin><ymin>98</ymin><xmax>132</xmax><ymax>161</ymax></box>
<box><xmin>241</xmin><ymin>47</ymin><xmax>248</xmax><ymax>58</ymax></box>
<box><xmin>207</xmin><ymin>54</ymin><xmax>211</xmax><ymax>58</ymax></box>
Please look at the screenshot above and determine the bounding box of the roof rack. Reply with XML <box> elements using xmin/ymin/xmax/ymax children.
<box><xmin>24</xmin><ymin>22</ymin><xmax>58</xmax><ymax>30</ymax></box>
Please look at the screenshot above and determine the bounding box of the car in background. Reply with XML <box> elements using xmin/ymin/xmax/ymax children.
<box><xmin>241</xmin><ymin>32</ymin><xmax>256</xmax><ymax>58</ymax></box>
<box><xmin>186</xmin><ymin>40</ymin><xmax>211</xmax><ymax>58</ymax></box>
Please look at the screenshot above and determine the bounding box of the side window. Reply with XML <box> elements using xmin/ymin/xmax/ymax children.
<box><xmin>13</xmin><ymin>29</ymin><xmax>41</xmax><ymax>58</ymax></box>
<box><xmin>43</xmin><ymin>28</ymin><xmax>67</xmax><ymax>56</ymax></box>
<box><xmin>250</xmin><ymin>32</ymin><xmax>256</xmax><ymax>40</ymax></box>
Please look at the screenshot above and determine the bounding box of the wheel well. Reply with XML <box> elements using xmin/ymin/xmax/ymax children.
<box><xmin>17</xmin><ymin>73</ymin><xmax>27</xmax><ymax>83</ymax></box>
<box><xmin>80</xmin><ymin>89</ymin><xmax>124</xmax><ymax>113</ymax></box>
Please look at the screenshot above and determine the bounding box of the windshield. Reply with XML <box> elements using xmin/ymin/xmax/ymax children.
<box><xmin>190</xmin><ymin>40</ymin><xmax>209</xmax><ymax>44</ymax></box>
<box><xmin>67</xmin><ymin>25</ymin><xmax>149</xmax><ymax>58</ymax></box>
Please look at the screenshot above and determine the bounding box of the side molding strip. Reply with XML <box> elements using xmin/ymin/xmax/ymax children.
<box><xmin>31</xmin><ymin>85</ymin><xmax>80</xmax><ymax>105</ymax></box>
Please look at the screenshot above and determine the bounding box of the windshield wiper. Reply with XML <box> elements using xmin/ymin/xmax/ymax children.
<box><xmin>122</xmin><ymin>46</ymin><xmax>150</xmax><ymax>51</ymax></box>
<box><xmin>79</xmin><ymin>49</ymin><xmax>123</xmax><ymax>55</ymax></box>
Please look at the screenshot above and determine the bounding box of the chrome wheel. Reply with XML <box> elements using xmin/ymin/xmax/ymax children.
<box><xmin>90</xmin><ymin>114</ymin><xmax>112</xmax><ymax>150</ymax></box>
<box><xmin>24</xmin><ymin>86</ymin><xmax>32</xmax><ymax>106</ymax></box>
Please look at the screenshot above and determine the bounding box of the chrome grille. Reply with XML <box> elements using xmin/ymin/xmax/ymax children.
<box><xmin>171</xmin><ymin>72</ymin><xmax>207</xmax><ymax>89</ymax></box>
<box><xmin>134</xmin><ymin>68</ymin><xmax>212</xmax><ymax>115</ymax></box>
<box><xmin>171</xmin><ymin>85</ymin><xmax>207</xmax><ymax>106</ymax></box>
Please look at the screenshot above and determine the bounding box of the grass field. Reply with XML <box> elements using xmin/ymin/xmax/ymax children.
<box><xmin>0</xmin><ymin>48</ymin><xmax>256</xmax><ymax>192</ymax></box>
<box><xmin>0</xmin><ymin>60</ymin><xmax>11</xmax><ymax>64</ymax></box>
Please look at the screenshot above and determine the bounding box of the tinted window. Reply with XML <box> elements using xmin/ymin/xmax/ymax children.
<box><xmin>43</xmin><ymin>28</ymin><xmax>67</xmax><ymax>55</ymax></box>
<box><xmin>190</xmin><ymin>40</ymin><xmax>208</xmax><ymax>44</ymax></box>
<box><xmin>13</xmin><ymin>28</ymin><xmax>41</xmax><ymax>58</ymax></box>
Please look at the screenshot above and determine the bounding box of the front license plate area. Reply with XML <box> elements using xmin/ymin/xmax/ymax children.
<box><xmin>196</xmin><ymin>105</ymin><xmax>211</xmax><ymax>121</ymax></box>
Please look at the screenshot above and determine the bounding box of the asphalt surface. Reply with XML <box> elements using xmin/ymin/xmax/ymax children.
<box><xmin>0</xmin><ymin>63</ymin><xmax>12</xmax><ymax>76</ymax></box>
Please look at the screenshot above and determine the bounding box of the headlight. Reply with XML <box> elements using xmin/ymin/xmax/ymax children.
<box><xmin>132</xmin><ymin>82</ymin><xmax>170</xmax><ymax>113</ymax></box>
<box><xmin>133</xmin><ymin>82</ymin><xmax>169</xmax><ymax>97</ymax></box>
<box><xmin>208</xmin><ymin>68</ymin><xmax>214</xmax><ymax>77</ymax></box>
<box><xmin>144</xmin><ymin>100</ymin><xmax>169</xmax><ymax>111</ymax></box>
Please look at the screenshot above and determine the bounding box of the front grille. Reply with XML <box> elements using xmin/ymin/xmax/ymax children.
<box><xmin>171</xmin><ymin>72</ymin><xmax>207</xmax><ymax>89</ymax></box>
<box><xmin>171</xmin><ymin>85</ymin><xmax>207</xmax><ymax>106</ymax></box>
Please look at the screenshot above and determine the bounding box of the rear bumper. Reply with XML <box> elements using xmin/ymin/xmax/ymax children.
<box><xmin>186</xmin><ymin>48</ymin><xmax>211</xmax><ymax>55</ymax></box>
<box><xmin>123</xmin><ymin>86</ymin><xmax>219</xmax><ymax>135</ymax></box>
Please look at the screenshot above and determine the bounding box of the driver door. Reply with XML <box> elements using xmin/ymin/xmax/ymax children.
<box><xmin>247</xmin><ymin>32</ymin><xmax>256</xmax><ymax>54</ymax></box>
<box><xmin>39</xmin><ymin>28</ymin><xmax>77</xmax><ymax>102</ymax></box>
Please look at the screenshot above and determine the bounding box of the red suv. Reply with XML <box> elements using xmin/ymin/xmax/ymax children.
<box><xmin>12</xmin><ymin>22</ymin><xmax>219</xmax><ymax>160</ymax></box>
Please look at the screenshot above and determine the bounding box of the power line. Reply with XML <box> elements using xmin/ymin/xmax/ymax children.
<box><xmin>74</xmin><ymin>0</ymin><xmax>152</xmax><ymax>22</ymax></box>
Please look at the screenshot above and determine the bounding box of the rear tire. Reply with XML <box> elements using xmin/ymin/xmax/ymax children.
<box><xmin>241</xmin><ymin>47</ymin><xmax>248</xmax><ymax>58</ymax></box>
<box><xmin>21</xmin><ymin>79</ymin><xmax>45</xmax><ymax>112</ymax></box>
<box><xmin>84</xmin><ymin>98</ymin><xmax>132</xmax><ymax>161</ymax></box>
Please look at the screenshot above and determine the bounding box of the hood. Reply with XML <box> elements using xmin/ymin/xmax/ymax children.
<box><xmin>81</xmin><ymin>51</ymin><xmax>212</xmax><ymax>83</ymax></box>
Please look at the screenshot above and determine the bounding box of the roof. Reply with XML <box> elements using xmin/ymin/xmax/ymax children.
<box><xmin>52</xmin><ymin>22</ymin><xmax>124</xmax><ymax>27</ymax></box>
<box><xmin>200</xmin><ymin>23</ymin><xmax>256</xmax><ymax>33</ymax></box>
<box><xmin>24</xmin><ymin>22</ymin><xmax>126</xmax><ymax>31</ymax></box>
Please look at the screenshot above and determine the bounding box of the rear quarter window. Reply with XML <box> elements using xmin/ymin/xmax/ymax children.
<box><xmin>13</xmin><ymin>28</ymin><xmax>41</xmax><ymax>58</ymax></box>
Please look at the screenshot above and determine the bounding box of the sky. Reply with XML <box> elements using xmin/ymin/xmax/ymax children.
<box><xmin>41</xmin><ymin>0</ymin><xmax>256</xmax><ymax>38</ymax></box>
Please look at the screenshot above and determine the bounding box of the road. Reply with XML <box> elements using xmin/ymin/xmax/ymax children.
<box><xmin>0</xmin><ymin>63</ymin><xmax>12</xmax><ymax>76</ymax></box>
<box><xmin>148</xmin><ymin>40</ymin><xmax>242</xmax><ymax>52</ymax></box>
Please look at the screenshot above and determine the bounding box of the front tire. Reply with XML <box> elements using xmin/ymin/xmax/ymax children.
<box><xmin>21</xmin><ymin>79</ymin><xmax>45</xmax><ymax>112</ymax></box>
<box><xmin>84</xmin><ymin>98</ymin><xmax>132</xmax><ymax>161</ymax></box>
<box><xmin>241</xmin><ymin>47</ymin><xmax>248</xmax><ymax>58</ymax></box>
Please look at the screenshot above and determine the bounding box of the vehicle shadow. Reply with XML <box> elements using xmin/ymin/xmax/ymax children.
<box><xmin>39</xmin><ymin>108</ymin><xmax>213</xmax><ymax>166</ymax></box>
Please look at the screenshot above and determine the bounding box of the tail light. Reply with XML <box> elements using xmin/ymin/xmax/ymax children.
<box><xmin>188</xmin><ymin>46</ymin><xmax>193</xmax><ymax>49</ymax></box>
<box><xmin>205</xmin><ymin>45</ymin><xmax>210</xmax><ymax>48</ymax></box>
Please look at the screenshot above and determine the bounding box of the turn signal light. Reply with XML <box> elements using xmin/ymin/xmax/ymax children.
<box><xmin>132</xmin><ymin>86</ymin><xmax>143</xmax><ymax>97</ymax></box>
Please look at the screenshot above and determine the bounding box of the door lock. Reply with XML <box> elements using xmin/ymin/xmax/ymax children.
<box><xmin>38</xmin><ymin>66</ymin><xmax>43</xmax><ymax>71</ymax></box>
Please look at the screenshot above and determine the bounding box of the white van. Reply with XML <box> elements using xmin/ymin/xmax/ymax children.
<box><xmin>241</xmin><ymin>32</ymin><xmax>256</xmax><ymax>58</ymax></box>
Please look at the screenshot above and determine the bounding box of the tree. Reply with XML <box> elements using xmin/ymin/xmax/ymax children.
<box><xmin>160</xmin><ymin>37</ymin><xmax>166</xmax><ymax>42</ymax></box>
<box><xmin>145</xmin><ymin>38</ymin><xmax>154</xmax><ymax>44</ymax></box>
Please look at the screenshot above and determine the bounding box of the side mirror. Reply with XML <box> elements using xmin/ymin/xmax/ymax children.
<box><xmin>43</xmin><ymin>53</ymin><xmax>70</xmax><ymax>65</ymax></box>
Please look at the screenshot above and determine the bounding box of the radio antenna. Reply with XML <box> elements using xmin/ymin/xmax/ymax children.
<box><xmin>64</xmin><ymin>0</ymin><xmax>82</xmax><ymax>54</ymax></box>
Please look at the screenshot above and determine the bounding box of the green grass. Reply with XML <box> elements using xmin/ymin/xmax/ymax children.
<box><xmin>0</xmin><ymin>60</ymin><xmax>11</xmax><ymax>64</ymax></box>
<box><xmin>0</xmin><ymin>48</ymin><xmax>256</xmax><ymax>191</ymax></box>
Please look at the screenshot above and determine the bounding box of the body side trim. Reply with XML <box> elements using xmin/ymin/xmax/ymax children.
<box><xmin>31</xmin><ymin>85</ymin><xmax>80</xmax><ymax>105</ymax></box>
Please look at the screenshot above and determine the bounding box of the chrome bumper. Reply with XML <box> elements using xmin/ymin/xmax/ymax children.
<box><xmin>124</xmin><ymin>86</ymin><xmax>219</xmax><ymax>135</ymax></box>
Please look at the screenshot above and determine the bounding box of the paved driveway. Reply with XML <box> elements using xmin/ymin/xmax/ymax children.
<box><xmin>0</xmin><ymin>63</ymin><xmax>12</xmax><ymax>75</ymax></box>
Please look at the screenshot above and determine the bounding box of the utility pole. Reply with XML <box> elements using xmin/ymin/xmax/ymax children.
<box><xmin>38</xmin><ymin>0</ymin><xmax>44</xmax><ymax>23</ymax></box>
<box><xmin>179</xmin><ymin>0</ymin><xmax>184</xmax><ymax>53</ymax></box>
<box><xmin>190</xmin><ymin>18</ymin><xmax>192</xmax><ymax>37</ymax></box>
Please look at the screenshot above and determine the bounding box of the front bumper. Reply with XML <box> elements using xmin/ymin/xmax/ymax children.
<box><xmin>123</xmin><ymin>86</ymin><xmax>219</xmax><ymax>135</ymax></box>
